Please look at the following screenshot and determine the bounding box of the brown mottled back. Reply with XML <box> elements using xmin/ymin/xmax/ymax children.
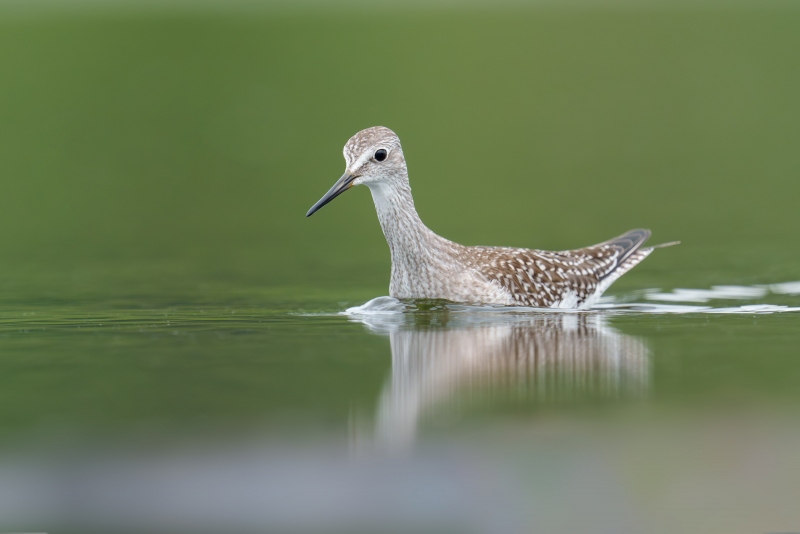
<box><xmin>466</xmin><ymin>229</ymin><xmax>653</xmax><ymax>307</ymax></box>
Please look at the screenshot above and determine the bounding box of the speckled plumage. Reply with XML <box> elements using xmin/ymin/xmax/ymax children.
<box><xmin>307</xmin><ymin>126</ymin><xmax>668</xmax><ymax>309</ymax></box>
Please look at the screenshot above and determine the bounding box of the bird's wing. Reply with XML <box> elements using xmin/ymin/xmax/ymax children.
<box><xmin>472</xmin><ymin>229</ymin><xmax>652</xmax><ymax>307</ymax></box>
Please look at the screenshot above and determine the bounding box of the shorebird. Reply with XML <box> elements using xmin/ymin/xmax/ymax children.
<box><xmin>306</xmin><ymin>126</ymin><xmax>675</xmax><ymax>309</ymax></box>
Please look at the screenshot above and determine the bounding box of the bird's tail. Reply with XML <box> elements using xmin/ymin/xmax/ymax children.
<box><xmin>651</xmin><ymin>240</ymin><xmax>680</xmax><ymax>249</ymax></box>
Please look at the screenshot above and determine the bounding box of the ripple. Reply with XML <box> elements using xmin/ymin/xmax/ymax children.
<box><xmin>643</xmin><ymin>285</ymin><xmax>768</xmax><ymax>303</ymax></box>
<box><xmin>343</xmin><ymin>280</ymin><xmax>800</xmax><ymax>316</ymax></box>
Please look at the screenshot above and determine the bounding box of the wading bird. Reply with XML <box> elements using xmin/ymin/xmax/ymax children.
<box><xmin>307</xmin><ymin>126</ymin><xmax>675</xmax><ymax>308</ymax></box>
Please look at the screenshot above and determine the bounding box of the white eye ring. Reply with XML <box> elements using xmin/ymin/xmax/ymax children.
<box><xmin>374</xmin><ymin>149</ymin><xmax>388</xmax><ymax>162</ymax></box>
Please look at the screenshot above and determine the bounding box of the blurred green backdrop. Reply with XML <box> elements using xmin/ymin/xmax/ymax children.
<box><xmin>1</xmin><ymin>2</ymin><xmax>798</xmax><ymax>301</ymax></box>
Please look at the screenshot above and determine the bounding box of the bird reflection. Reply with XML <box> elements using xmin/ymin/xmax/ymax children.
<box><xmin>348</xmin><ymin>306</ymin><xmax>650</xmax><ymax>449</ymax></box>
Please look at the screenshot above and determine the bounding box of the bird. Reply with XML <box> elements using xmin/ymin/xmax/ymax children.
<box><xmin>306</xmin><ymin>126</ymin><xmax>676</xmax><ymax>309</ymax></box>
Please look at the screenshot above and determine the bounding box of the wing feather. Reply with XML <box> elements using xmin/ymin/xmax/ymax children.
<box><xmin>471</xmin><ymin>229</ymin><xmax>653</xmax><ymax>307</ymax></box>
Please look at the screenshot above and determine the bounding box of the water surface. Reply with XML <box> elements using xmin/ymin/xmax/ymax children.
<box><xmin>1</xmin><ymin>274</ymin><xmax>799</xmax><ymax>533</ymax></box>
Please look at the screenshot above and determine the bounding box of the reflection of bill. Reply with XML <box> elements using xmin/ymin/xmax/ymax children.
<box><xmin>349</xmin><ymin>306</ymin><xmax>650</xmax><ymax>449</ymax></box>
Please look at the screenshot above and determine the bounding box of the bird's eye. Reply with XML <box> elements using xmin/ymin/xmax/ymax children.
<box><xmin>374</xmin><ymin>149</ymin><xmax>388</xmax><ymax>162</ymax></box>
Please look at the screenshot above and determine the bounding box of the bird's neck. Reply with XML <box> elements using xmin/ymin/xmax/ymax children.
<box><xmin>367</xmin><ymin>180</ymin><xmax>446</xmax><ymax>267</ymax></box>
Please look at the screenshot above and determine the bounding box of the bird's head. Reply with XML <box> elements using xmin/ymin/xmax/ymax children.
<box><xmin>306</xmin><ymin>126</ymin><xmax>406</xmax><ymax>217</ymax></box>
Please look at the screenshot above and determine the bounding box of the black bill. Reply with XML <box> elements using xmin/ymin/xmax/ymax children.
<box><xmin>306</xmin><ymin>172</ymin><xmax>356</xmax><ymax>217</ymax></box>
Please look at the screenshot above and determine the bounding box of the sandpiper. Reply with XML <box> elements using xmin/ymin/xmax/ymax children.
<box><xmin>307</xmin><ymin>126</ymin><xmax>675</xmax><ymax>309</ymax></box>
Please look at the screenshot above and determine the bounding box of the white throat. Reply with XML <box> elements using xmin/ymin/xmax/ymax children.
<box><xmin>367</xmin><ymin>180</ymin><xmax>431</xmax><ymax>254</ymax></box>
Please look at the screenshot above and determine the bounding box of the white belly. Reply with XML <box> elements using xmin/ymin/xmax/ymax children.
<box><xmin>390</xmin><ymin>264</ymin><xmax>514</xmax><ymax>306</ymax></box>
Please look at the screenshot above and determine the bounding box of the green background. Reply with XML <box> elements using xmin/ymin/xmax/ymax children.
<box><xmin>1</xmin><ymin>5</ymin><xmax>798</xmax><ymax>297</ymax></box>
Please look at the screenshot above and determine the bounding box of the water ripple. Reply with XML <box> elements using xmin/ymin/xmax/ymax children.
<box><xmin>343</xmin><ymin>280</ymin><xmax>800</xmax><ymax>316</ymax></box>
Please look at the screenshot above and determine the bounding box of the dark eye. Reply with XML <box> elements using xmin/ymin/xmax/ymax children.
<box><xmin>374</xmin><ymin>149</ymin><xmax>387</xmax><ymax>162</ymax></box>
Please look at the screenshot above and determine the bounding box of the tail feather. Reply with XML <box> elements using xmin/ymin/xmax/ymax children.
<box><xmin>651</xmin><ymin>240</ymin><xmax>681</xmax><ymax>249</ymax></box>
<box><xmin>579</xmin><ymin>230</ymin><xmax>678</xmax><ymax>308</ymax></box>
<box><xmin>598</xmin><ymin>228</ymin><xmax>652</xmax><ymax>267</ymax></box>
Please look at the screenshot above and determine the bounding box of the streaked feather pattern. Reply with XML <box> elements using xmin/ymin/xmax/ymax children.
<box><xmin>462</xmin><ymin>229</ymin><xmax>653</xmax><ymax>307</ymax></box>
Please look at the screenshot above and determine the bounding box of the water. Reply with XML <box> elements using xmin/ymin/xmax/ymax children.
<box><xmin>1</xmin><ymin>278</ymin><xmax>798</xmax><ymax>533</ymax></box>
<box><xmin>1</xmin><ymin>3</ymin><xmax>800</xmax><ymax>533</ymax></box>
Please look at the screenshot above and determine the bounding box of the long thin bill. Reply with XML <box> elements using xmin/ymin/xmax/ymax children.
<box><xmin>306</xmin><ymin>172</ymin><xmax>355</xmax><ymax>217</ymax></box>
